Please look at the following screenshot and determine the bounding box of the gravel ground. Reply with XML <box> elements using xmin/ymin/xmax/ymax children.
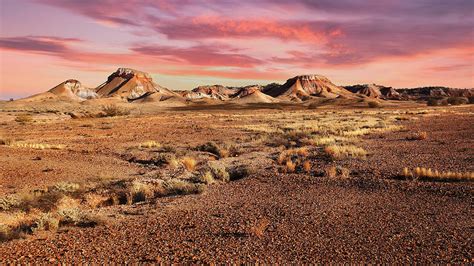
<box><xmin>0</xmin><ymin>107</ymin><xmax>472</xmax><ymax>263</ymax></box>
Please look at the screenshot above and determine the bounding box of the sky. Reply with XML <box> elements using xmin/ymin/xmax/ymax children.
<box><xmin>0</xmin><ymin>0</ymin><xmax>473</xmax><ymax>99</ymax></box>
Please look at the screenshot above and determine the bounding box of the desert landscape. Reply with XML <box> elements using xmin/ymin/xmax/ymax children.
<box><xmin>1</xmin><ymin>0</ymin><xmax>473</xmax><ymax>263</ymax></box>
<box><xmin>0</xmin><ymin>67</ymin><xmax>473</xmax><ymax>263</ymax></box>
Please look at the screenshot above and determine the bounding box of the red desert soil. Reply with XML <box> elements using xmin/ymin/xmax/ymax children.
<box><xmin>0</xmin><ymin>106</ymin><xmax>473</xmax><ymax>263</ymax></box>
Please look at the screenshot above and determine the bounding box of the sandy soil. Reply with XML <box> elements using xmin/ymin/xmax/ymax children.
<box><xmin>0</xmin><ymin>105</ymin><xmax>472</xmax><ymax>263</ymax></box>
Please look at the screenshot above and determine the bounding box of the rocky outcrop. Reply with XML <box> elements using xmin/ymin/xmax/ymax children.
<box><xmin>49</xmin><ymin>79</ymin><xmax>98</xmax><ymax>100</ymax></box>
<box><xmin>344</xmin><ymin>84</ymin><xmax>401</xmax><ymax>100</ymax></box>
<box><xmin>397</xmin><ymin>87</ymin><xmax>474</xmax><ymax>99</ymax></box>
<box><xmin>232</xmin><ymin>86</ymin><xmax>279</xmax><ymax>103</ymax></box>
<box><xmin>263</xmin><ymin>75</ymin><xmax>353</xmax><ymax>101</ymax></box>
<box><xmin>95</xmin><ymin>68</ymin><xmax>176</xmax><ymax>100</ymax></box>
<box><xmin>344</xmin><ymin>84</ymin><xmax>382</xmax><ymax>98</ymax></box>
<box><xmin>182</xmin><ymin>85</ymin><xmax>239</xmax><ymax>100</ymax></box>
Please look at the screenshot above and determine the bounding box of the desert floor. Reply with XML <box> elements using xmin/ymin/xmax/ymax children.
<box><xmin>0</xmin><ymin>104</ymin><xmax>472</xmax><ymax>263</ymax></box>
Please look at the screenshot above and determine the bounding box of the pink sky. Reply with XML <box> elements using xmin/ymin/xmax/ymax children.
<box><xmin>0</xmin><ymin>0</ymin><xmax>473</xmax><ymax>99</ymax></box>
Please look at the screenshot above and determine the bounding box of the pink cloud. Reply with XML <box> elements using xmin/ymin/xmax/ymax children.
<box><xmin>131</xmin><ymin>44</ymin><xmax>262</xmax><ymax>67</ymax></box>
<box><xmin>153</xmin><ymin>16</ymin><xmax>335</xmax><ymax>44</ymax></box>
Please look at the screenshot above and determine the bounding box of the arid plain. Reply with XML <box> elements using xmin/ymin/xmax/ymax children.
<box><xmin>0</xmin><ymin>69</ymin><xmax>473</xmax><ymax>263</ymax></box>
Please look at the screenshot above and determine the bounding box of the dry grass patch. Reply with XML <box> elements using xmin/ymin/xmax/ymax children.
<box><xmin>14</xmin><ymin>114</ymin><xmax>33</xmax><ymax>124</ymax></box>
<box><xmin>9</xmin><ymin>142</ymin><xmax>65</xmax><ymax>150</ymax></box>
<box><xmin>325</xmin><ymin>166</ymin><xmax>350</xmax><ymax>178</ymax></box>
<box><xmin>406</xmin><ymin>131</ymin><xmax>428</xmax><ymax>140</ymax></box>
<box><xmin>249</xmin><ymin>218</ymin><xmax>270</xmax><ymax>238</ymax></box>
<box><xmin>182</xmin><ymin>157</ymin><xmax>197</xmax><ymax>171</ymax></box>
<box><xmin>402</xmin><ymin>167</ymin><xmax>473</xmax><ymax>182</ymax></box>
<box><xmin>138</xmin><ymin>140</ymin><xmax>161</xmax><ymax>149</ymax></box>
<box><xmin>325</xmin><ymin>145</ymin><xmax>367</xmax><ymax>160</ymax></box>
<box><xmin>163</xmin><ymin>179</ymin><xmax>206</xmax><ymax>195</ymax></box>
<box><xmin>101</xmin><ymin>104</ymin><xmax>131</xmax><ymax>117</ymax></box>
<box><xmin>195</xmin><ymin>171</ymin><xmax>215</xmax><ymax>184</ymax></box>
<box><xmin>277</xmin><ymin>147</ymin><xmax>312</xmax><ymax>173</ymax></box>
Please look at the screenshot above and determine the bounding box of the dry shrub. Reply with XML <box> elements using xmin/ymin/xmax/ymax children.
<box><xmin>402</xmin><ymin>167</ymin><xmax>473</xmax><ymax>182</ymax></box>
<box><xmin>163</xmin><ymin>179</ymin><xmax>206</xmax><ymax>195</ymax></box>
<box><xmin>406</xmin><ymin>131</ymin><xmax>427</xmax><ymax>140</ymax></box>
<box><xmin>196</xmin><ymin>171</ymin><xmax>215</xmax><ymax>184</ymax></box>
<box><xmin>196</xmin><ymin>142</ymin><xmax>229</xmax><ymax>158</ymax></box>
<box><xmin>285</xmin><ymin>160</ymin><xmax>297</xmax><ymax>173</ymax></box>
<box><xmin>278</xmin><ymin>147</ymin><xmax>312</xmax><ymax>173</ymax></box>
<box><xmin>101</xmin><ymin>105</ymin><xmax>131</xmax><ymax>117</ymax></box>
<box><xmin>57</xmin><ymin>208</ymin><xmax>105</xmax><ymax>227</ymax></box>
<box><xmin>15</xmin><ymin>114</ymin><xmax>33</xmax><ymax>124</ymax></box>
<box><xmin>83</xmin><ymin>194</ymin><xmax>109</xmax><ymax>208</ymax></box>
<box><xmin>182</xmin><ymin>157</ymin><xmax>197</xmax><ymax>171</ymax></box>
<box><xmin>368</xmin><ymin>101</ymin><xmax>381</xmax><ymax>108</ymax></box>
<box><xmin>138</xmin><ymin>141</ymin><xmax>161</xmax><ymax>149</ymax></box>
<box><xmin>168</xmin><ymin>157</ymin><xmax>180</xmax><ymax>169</ymax></box>
<box><xmin>326</xmin><ymin>166</ymin><xmax>350</xmax><ymax>178</ymax></box>
<box><xmin>427</xmin><ymin>98</ymin><xmax>448</xmax><ymax>106</ymax></box>
<box><xmin>249</xmin><ymin>218</ymin><xmax>270</xmax><ymax>238</ymax></box>
<box><xmin>324</xmin><ymin>145</ymin><xmax>367</xmax><ymax>159</ymax></box>
<box><xmin>9</xmin><ymin>142</ymin><xmax>65</xmax><ymax>150</ymax></box>
<box><xmin>0</xmin><ymin>138</ymin><xmax>14</xmax><ymax>146</ymax></box>
<box><xmin>50</xmin><ymin>182</ymin><xmax>80</xmax><ymax>193</ymax></box>
<box><xmin>447</xmin><ymin>97</ymin><xmax>468</xmax><ymax>105</ymax></box>
<box><xmin>209</xmin><ymin>164</ymin><xmax>230</xmax><ymax>182</ymax></box>
<box><xmin>228</xmin><ymin>165</ymin><xmax>255</xmax><ymax>181</ymax></box>
<box><xmin>129</xmin><ymin>181</ymin><xmax>154</xmax><ymax>203</ymax></box>
<box><xmin>302</xmin><ymin>160</ymin><xmax>311</xmax><ymax>173</ymax></box>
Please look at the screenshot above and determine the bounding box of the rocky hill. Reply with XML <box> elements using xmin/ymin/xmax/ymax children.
<box><xmin>263</xmin><ymin>75</ymin><xmax>354</xmax><ymax>101</ymax></box>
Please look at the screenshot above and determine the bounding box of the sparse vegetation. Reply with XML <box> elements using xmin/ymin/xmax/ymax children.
<box><xmin>325</xmin><ymin>145</ymin><xmax>367</xmax><ymax>159</ymax></box>
<box><xmin>427</xmin><ymin>98</ymin><xmax>448</xmax><ymax>106</ymax></box>
<box><xmin>447</xmin><ymin>97</ymin><xmax>469</xmax><ymax>105</ymax></box>
<box><xmin>277</xmin><ymin>147</ymin><xmax>312</xmax><ymax>173</ymax></box>
<box><xmin>138</xmin><ymin>140</ymin><xmax>162</xmax><ymax>149</ymax></box>
<box><xmin>0</xmin><ymin>138</ymin><xmax>14</xmax><ymax>146</ymax></box>
<box><xmin>8</xmin><ymin>142</ymin><xmax>65</xmax><ymax>150</ymax></box>
<box><xmin>325</xmin><ymin>165</ymin><xmax>350</xmax><ymax>178</ymax></box>
<box><xmin>249</xmin><ymin>218</ymin><xmax>270</xmax><ymax>238</ymax></box>
<box><xmin>402</xmin><ymin>167</ymin><xmax>473</xmax><ymax>182</ymax></box>
<box><xmin>406</xmin><ymin>131</ymin><xmax>427</xmax><ymax>140</ymax></box>
<box><xmin>368</xmin><ymin>101</ymin><xmax>381</xmax><ymax>108</ymax></box>
<box><xmin>196</xmin><ymin>142</ymin><xmax>231</xmax><ymax>158</ymax></box>
<box><xmin>182</xmin><ymin>157</ymin><xmax>197</xmax><ymax>171</ymax></box>
<box><xmin>101</xmin><ymin>105</ymin><xmax>131</xmax><ymax>117</ymax></box>
<box><xmin>195</xmin><ymin>171</ymin><xmax>215</xmax><ymax>184</ymax></box>
<box><xmin>14</xmin><ymin>114</ymin><xmax>33</xmax><ymax>124</ymax></box>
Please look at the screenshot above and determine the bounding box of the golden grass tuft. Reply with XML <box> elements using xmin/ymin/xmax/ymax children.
<box><xmin>101</xmin><ymin>105</ymin><xmax>131</xmax><ymax>117</ymax></box>
<box><xmin>401</xmin><ymin>167</ymin><xmax>473</xmax><ymax>182</ymax></box>
<box><xmin>324</xmin><ymin>145</ymin><xmax>367</xmax><ymax>159</ymax></box>
<box><xmin>9</xmin><ymin>142</ymin><xmax>65</xmax><ymax>150</ymax></box>
<box><xmin>138</xmin><ymin>140</ymin><xmax>161</xmax><ymax>149</ymax></box>
<box><xmin>325</xmin><ymin>166</ymin><xmax>350</xmax><ymax>178</ymax></box>
<box><xmin>14</xmin><ymin>114</ymin><xmax>33</xmax><ymax>124</ymax></box>
<box><xmin>249</xmin><ymin>218</ymin><xmax>270</xmax><ymax>238</ymax></box>
<box><xmin>302</xmin><ymin>160</ymin><xmax>311</xmax><ymax>173</ymax></box>
<box><xmin>406</xmin><ymin>131</ymin><xmax>428</xmax><ymax>140</ymax></box>
<box><xmin>285</xmin><ymin>160</ymin><xmax>297</xmax><ymax>173</ymax></box>
<box><xmin>182</xmin><ymin>157</ymin><xmax>197</xmax><ymax>171</ymax></box>
<box><xmin>196</xmin><ymin>171</ymin><xmax>215</xmax><ymax>184</ymax></box>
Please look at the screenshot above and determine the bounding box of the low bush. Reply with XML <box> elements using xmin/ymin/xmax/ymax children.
<box><xmin>101</xmin><ymin>105</ymin><xmax>131</xmax><ymax>117</ymax></box>
<box><xmin>368</xmin><ymin>101</ymin><xmax>381</xmax><ymax>108</ymax></box>
<box><xmin>324</xmin><ymin>145</ymin><xmax>367</xmax><ymax>159</ymax></box>
<box><xmin>402</xmin><ymin>167</ymin><xmax>473</xmax><ymax>182</ymax></box>
<box><xmin>447</xmin><ymin>97</ymin><xmax>468</xmax><ymax>105</ymax></box>
<box><xmin>14</xmin><ymin>114</ymin><xmax>33</xmax><ymax>124</ymax></box>
<box><xmin>406</xmin><ymin>131</ymin><xmax>428</xmax><ymax>140</ymax></box>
